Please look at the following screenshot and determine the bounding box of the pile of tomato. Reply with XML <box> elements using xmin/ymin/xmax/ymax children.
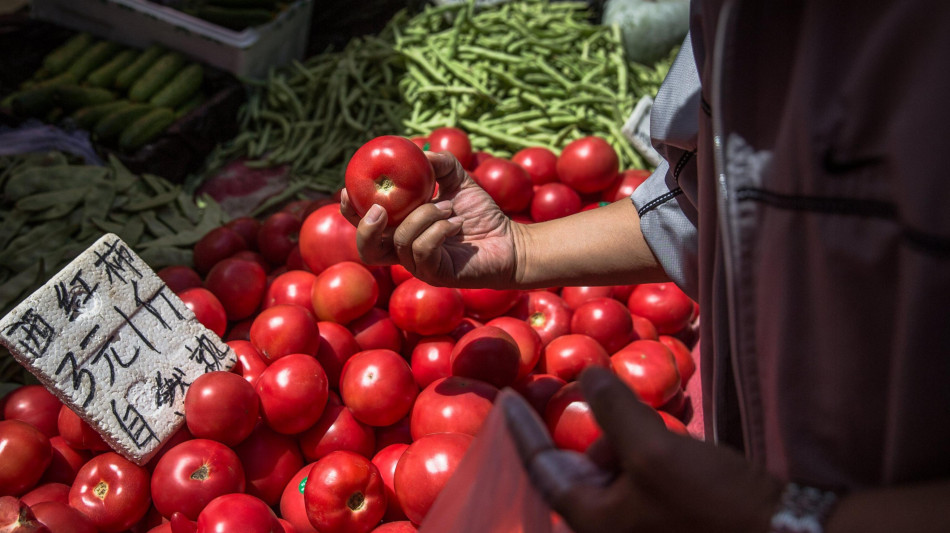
<box><xmin>0</xmin><ymin>128</ymin><xmax>699</xmax><ymax>533</ymax></box>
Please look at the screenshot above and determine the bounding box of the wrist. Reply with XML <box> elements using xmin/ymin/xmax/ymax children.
<box><xmin>767</xmin><ymin>482</ymin><xmax>839</xmax><ymax>533</ymax></box>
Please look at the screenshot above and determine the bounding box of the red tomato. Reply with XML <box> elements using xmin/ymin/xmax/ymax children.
<box><xmin>225</xmin><ymin>318</ymin><xmax>253</xmax><ymax>342</ymax></box>
<box><xmin>70</xmin><ymin>452</ymin><xmax>150</xmax><ymax>532</ymax></box>
<box><xmin>285</xmin><ymin>246</ymin><xmax>308</xmax><ymax>272</ymax></box>
<box><xmin>344</xmin><ymin>136</ymin><xmax>436</xmax><ymax>226</ymax></box>
<box><xmin>372</xmin><ymin>522</ymin><xmax>418</xmax><ymax>532</ymax></box>
<box><xmin>304</xmin><ymin>451</ymin><xmax>387</xmax><ymax>533</ymax></box>
<box><xmin>570</xmin><ymin>297</ymin><xmax>635</xmax><ymax>354</ymax></box>
<box><xmin>144</xmin><ymin>426</ymin><xmax>193</xmax><ymax>473</ymax></box>
<box><xmin>224</xmin><ymin>216</ymin><xmax>261</xmax><ymax>250</ymax></box>
<box><xmin>311</xmin><ymin>262</ymin><xmax>379</xmax><ymax>324</ymax></box>
<box><xmin>389</xmin><ymin>264</ymin><xmax>413</xmax><ymax>285</ymax></box>
<box><xmin>204</xmin><ymin>257</ymin><xmax>267</xmax><ymax>321</ymax></box>
<box><xmin>150</xmin><ymin>439</ymin><xmax>245</xmax><ymax>520</ymax></box>
<box><xmin>602</xmin><ymin>168</ymin><xmax>650</xmax><ymax>202</ymax></box>
<box><xmin>178</xmin><ymin>287</ymin><xmax>227</xmax><ymax>338</ymax></box>
<box><xmin>458</xmin><ymin>288</ymin><xmax>520</xmax><ymax>321</ymax></box>
<box><xmin>612</xmin><ymin>283</ymin><xmax>637</xmax><ymax>302</ymax></box>
<box><xmin>530</xmin><ymin>182</ymin><xmax>582</xmax><ymax>222</ymax></box>
<box><xmin>471</xmin><ymin>151</ymin><xmax>494</xmax><ymax>171</ymax></box>
<box><xmin>450</xmin><ymin>326</ymin><xmax>520</xmax><ymax>388</ymax></box>
<box><xmin>265</xmin><ymin>270</ymin><xmax>318</xmax><ymax>310</ymax></box>
<box><xmin>388</xmin><ymin>279</ymin><xmax>464</xmax><ymax>336</ymax></box>
<box><xmin>374</xmin><ymin>416</ymin><xmax>413</xmax><ymax>452</ymax></box>
<box><xmin>513</xmin><ymin>373</ymin><xmax>567</xmax><ymax>416</ymax></box>
<box><xmin>409</xmin><ymin>335</ymin><xmax>455</xmax><ymax>389</ymax></box>
<box><xmin>227</xmin><ymin>340</ymin><xmax>269</xmax><ymax>387</ymax></box>
<box><xmin>611</xmin><ymin>340</ymin><xmax>681</xmax><ymax>408</ymax></box>
<box><xmin>560</xmin><ymin>286</ymin><xmax>614</xmax><ymax>310</ymax></box>
<box><xmin>393</xmin><ymin>432</ymin><xmax>473</xmax><ymax>525</ymax></box>
<box><xmin>2</xmin><ymin>385</ymin><xmax>61</xmax><ymax>438</ymax></box>
<box><xmin>658</xmin><ymin>388</ymin><xmax>688</xmax><ymax>418</ymax></box>
<box><xmin>544</xmin><ymin>382</ymin><xmax>602</xmax><ymax>453</ymax></box>
<box><xmin>659</xmin><ymin>335</ymin><xmax>696</xmax><ymax>387</ymax></box>
<box><xmin>627</xmin><ymin>283</ymin><xmax>695</xmax><ymax>335</ymax></box>
<box><xmin>409</xmin><ymin>136</ymin><xmax>428</xmax><ymax>149</ymax></box>
<box><xmin>299</xmin><ymin>203</ymin><xmax>361</xmax><ymax>274</ymax></box>
<box><xmin>484</xmin><ymin>316</ymin><xmax>543</xmax><ymax>380</ymax></box>
<box><xmin>196</xmin><ymin>493</ymin><xmax>282</xmax><ymax>533</ymax></box>
<box><xmin>56</xmin><ymin>405</ymin><xmax>107</xmax><ymax>452</ymax></box>
<box><xmin>183</xmin><ymin>371</ymin><xmax>259</xmax><ymax>447</ymax></box>
<box><xmin>0</xmin><ymin>494</ymin><xmax>47</xmax><ymax>531</ymax></box>
<box><xmin>410</xmin><ymin>377</ymin><xmax>497</xmax><ymax>440</ymax></box>
<box><xmin>632</xmin><ymin>314</ymin><xmax>660</xmax><ymax>341</ymax></box>
<box><xmin>193</xmin><ymin>226</ymin><xmax>247</xmax><ymax>274</ymax></box>
<box><xmin>157</xmin><ymin>265</ymin><xmax>203</xmax><ymax>295</ymax></box>
<box><xmin>371</xmin><ymin>443</ymin><xmax>409</xmax><ymax>521</ymax></box>
<box><xmin>299</xmin><ymin>392</ymin><xmax>375</xmax><ymax>462</ymax></box>
<box><xmin>427</xmin><ymin>127</ymin><xmax>473</xmax><ymax>170</ymax></box>
<box><xmin>20</xmin><ymin>482</ymin><xmax>70</xmax><ymax>507</ymax></box>
<box><xmin>280</xmin><ymin>464</ymin><xmax>319</xmax><ymax>533</ymax></box>
<box><xmin>313</xmin><ymin>322</ymin><xmax>361</xmax><ymax>389</ymax></box>
<box><xmin>31</xmin><ymin>500</ymin><xmax>97</xmax><ymax>533</ymax></box>
<box><xmin>340</xmin><ymin>350</ymin><xmax>418</xmax><ymax>427</ymax></box>
<box><xmin>556</xmin><ymin>136</ymin><xmax>619</xmax><ymax>194</ymax></box>
<box><xmin>38</xmin><ymin>437</ymin><xmax>89</xmax><ymax>486</ymax></box>
<box><xmin>447</xmin><ymin>316</ymin><xmax>483</xmax><ymax>342</ymax></box>
<box><xmin>472</xmin><ymin>158</ymin><xmax>534</xmax><ymax>214</ymax></box>
<box><xmin>0</xmin><ymin>420</ymin><xmax>51</xmax><ymax>496</ymax></box>
<box><xmin>348</xmin><ymin>308</ymin><xmax>403</xmax><ymax>353</ymax></box>
<box><xmin>233</xmin><ymin>424</ymin><xmax>304</xmax><ymax>506</ymax></box>
<box><xmin>258</xmin><ymin>211</ymin><xmax>302</xmax><ymax>265</ymax></box>
<box><xmin>369</xmin><ymin>266</ymin><xmax>396</xmax><ymax>310</ymax></box>
<box><xmin>659</xmin><ymin>410</ymin><xmax>689</xmax><ymax>436</ymax></box>
<box><xmin>507</xmin><ymin>291</ymin><xmax>572</xmax><ymax>347</ymax></box>
<box><xmin>250</xmin><ymin>304</ymin><xmax>321</xmax><ymax>361</ymax></box>
<box><xmin>512</xmin><ymin>146</ymin><xmax>559</xmax><ymax>186</ymax></box>
<box><xmin>539</xmin><ymin>333</ymin><xmax>611</xmax><ymax>382</ymax></box>
<box><xmin>256</xmin><ymin>354</ymin><xmax>329</xmax><ymax>434</ymax></box>
<box><xmin>231</xmin><ymin>250</ymin><xmax>271</xmax><ymax>273</ymax></box>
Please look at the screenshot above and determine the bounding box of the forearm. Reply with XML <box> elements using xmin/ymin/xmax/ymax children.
<box><xmin>824</xmin><ymin>480</ymin><xmax>950</xmax><ymax>533</ymax></box>
<box><xmin>512</xmin><ymin>198</ymin><xmax>669</xmax><ymax>289</ymax></box>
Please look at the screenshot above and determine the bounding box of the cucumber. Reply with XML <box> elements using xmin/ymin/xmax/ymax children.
<box><xmin>55</xmin><ymin>85</ymin><xmax>116</xmax><ymax>110</ymax></box>
<box><xmin>20</xmin><ymin>71</ymin><xmax>77</xmax><ymax>91</ymax></box>
<box><xmin>149</xmin><ymin>63</ymin><xmax>203</xmax><ymax>109</ymax></box>
<box><xmin>175</xmin><ymin>92</ymin><xmax>206</xmax><ymax>118</ymax></box>
<box><xmin>115</xmin><ymin>45</ymin><xmax>165</xmax><ymax>91</ymax></box>
<box><xmin>66</xmin><ymin>41</ymin><xmax>123</xmax><ymax>82</ymax></box>
<box><xmin>128</xmin><ymin>52</ymin><xmax>184</xmax><ymax>103</ymax></box>
<box><xmin>85</xmin><ymin>49</ymin><xmax>137</xmax><ymax>88</ymax></box>
<box><xmin>42</xmin><ymin>33</ymin><xmax>94</xmax><ymax>75</ymax></box>
<box><xmin>94</xmin><ymin>103</ymin><xmax>154</xmax><ymax>140</ymax></box>
<box><xmin>9</xmin><ymin>86</ymin><xmax>59</xmax><ymax>117</ymax></box>
<box><xmin>119</xmin><ymin>107</ymin><xmax>177</xmax><ymax>151</ymax></box>
<box><xmin>71</xmin><ymin>100</ymin><xmax>130</xmax><ymax>129</ymax></box>
<box><xmin>194</xmin><ymin>6</ymin><xmax>274</xmax><ymax>30</ymax></box>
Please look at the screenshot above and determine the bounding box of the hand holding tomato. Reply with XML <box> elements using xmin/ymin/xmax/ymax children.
<box><xmin>502</xmin><ymin>367</ymin><xmax>783</xmax><ymax>533</ymax></box>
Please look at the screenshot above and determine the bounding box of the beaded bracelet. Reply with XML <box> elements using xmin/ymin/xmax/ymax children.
<box><xmin>768</xmin><ymin>482</ymin><xmax>839</xmax><ymax>533</ymax></box>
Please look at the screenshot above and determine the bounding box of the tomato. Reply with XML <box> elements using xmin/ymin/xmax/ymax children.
<box><xmin>507</xmin><ymin>291</ymin><xmax>572</xmax><ymax>347</ymax></box>
<box><xmin>231</xmin><ymin>250</ymin><xmax>271</xmax><ymax>273</ymax></box>
<box><xmin>409</xmin><ymin>335</ymin><xmax>455</xmax><ymax>389</ymax></box>
<box><xmin>388</xmin><ymin>279</ymin><xmax>464</xmax><ymax>336</ymax></box>
<box><xmin>512</xmin><ymin>146</ymin><xmax>559</xmax><ymax>186</ymax></box>
<box><xmin>204</xmin><ymin>257</ymin><xmax>267</xmax><ymax>321</ymax></box>
<box><xmin>299</xmin><ymin>203</ymin><xmax>361</xmax><ymax>275</ymax></box>
<box><xmin>144</xmin><ymin>426</ymin><xmax>193</xmax><ymax>473</ymax></box>
<box><xmin>427</xmin><ymin>127</ymin><xmax>473</xmax><ymax>170</ymax></box>
<box><xmin>570</xmin><ymin>297</ymin><xmax>636</xmax><ymax>354</ymax></box>
<box><xmin>530</xmin><ymin>182</ymin><xmax>582</xmax><ymax>223</ymax></box>
<box><xmin>2</xmin><ymin>385</ymin><xmax>61</xmax><ymax>438</ymax></box>
<box><xmin>250</xmin><ymin>304</ymin><xmax>321</xmax><ymax>362</ymax></box>
<box><xmin>311</xmin><ymin>261</ymin><xmax>378</xmax><ymax>324</ymax></box>
<box><xmin>157</xmin><ymin>265</ymin><xmax>203</xmax><ymax>295</ymax></box>
<box><xmin>0</xmin><ymin>420</ymin><xmax>51</xmax><ymax>496</ymax></box>
<box><xmin>31</xmin><ymin>500</ymin><xmax>97</xmax><ymax>533</ymax></box>
<box><xmin>299</xmin><ymin>391</ymin><xmax>375</xmax><ymax>462</ymax></box>
<box><xmin>70</xmin><ymin>452</ymin><xmax>150</xmax><ymax>532</ymax></box>
<box><xmin>224</xmin><ymin>216</ymin><xmax>261</xmax><ymax>250</ymax></box>
<box><xmin>313</xmin><ymin>321</ymin><xmax>361</xmax><ymax>389</ymax></box>
<box><xmin>447</xmin><ymin>316</ymin><xmax>483</xmax><ymax>342</ymax></box>
<box><xmin>627</xmin><ymin>282</ymin><xmax>695</xmax><ymax>335</ymax></box>
<box><xmin>227</xmin><ymin>340</ymin><xmax>269</xmax><ymax>387</ymax></box>
<box><xmin>556</xmin><ymin>136</ymin><xmax>619</xmax><ymax>194</ymax></box>
<box><xmin>349</xmin><ymin>308</ymin><xmax>403</xmax><ymax>353</ymax></box>
<box><xmin>483</xmin><ymin>316</ymin><xmax>542</xmax><ymax>380</ymax></box>
<box><xmin>374</xmin><ymin>416</ymin><xmax>413</xmax><ymax>452</ymax></box>
<box><xmin>256</xmin><ymin>353</ymin><xmax>329</xmax><ymax>434</ymax></box>
<box><xmin>371</xmin><ymin>443</ymin><xmax>409</xmax><ymax>521</ymax></box>
<box><xmin>196</xmin><ymin>493</ymin><xmax>282</xmax><ymax>533</ymax></box>
<box><xmin>409</xmin><ymin>136</ymin><xmax>428</xmax><ymax>149</ymax></box>
<box><xmin>280</xmin><ymin>464</ymin><xmax>319</xmax><ymax>533</ymax></box>
<box><xmin>234</xmin><ymin>424</ymin><xmax>304</xmax><ymax>506</ymax></box>
<box><xmin>450</xmin><ymin>326</ymin><xmax>521</xmax><ymax>388</ymax></box>
<box><xmin>457</xmin><ymin>288</ymin><xmax>520</xmax><ymax>321</ymax></box>
<box><xmin>544</xmin><ymin>382</ymin><xmax>602</xmax><ymax>453</ymax></box>
<box><xmin>393</xmin><ymin>432</ymin><xmax>473</xmax><ymax>525</ymax></box>
<box><xmin>559</xmin><ymin>285</ymin><xmax>614</xmax><ymax>310</ymax></box>
<box><xmin>20</xmin><ymin>482</ymin><xmax>70</xmax><ymax>507</ymax></box>
<box><xmin>150</xmin><ymin>439</ymin><xmax>245</xmax><ymax>520</ymax></box>
<box><xmin>257</xmin><ymin>211</ymin><xmax>302</xmax><ymax>265</ymax></box>
<box><xmin>410</xmin><ymin>377</ymin><xmax>497</xmax><ymax>440</ymax></box>
<box><xmin>0</xmin><ymin>495</ymin><xmax>46</xmax><ymax>531</ymax></box>
<box><xmin>304</xmin><ymin>451</ymin><xmax>387</xmax><ymax>533</ymax></box>
<box><xmin>602</xmin><ymin>168</ymin><xmax>650</xmax><ymax>202</ymax></box>
<box><xmin>612</xmin><ymin>283</ymin><xmax>638</xmax><ymax>303</ymax></box>
<box><xmin>285</xmin><ymin>246</ymin><xmax>308</xmax><ymax>272</ymax></box>
<box><xmin>38</xmin><ymin>437</ymin><xmax>89</xmax><ymax>486</ymax></box>
<box><xmin>611</xmin><ymin>340</ymin><xmax>681</xmax><ymax>408</ymax></box>
<box><xmin>177</xmin><ymin>287</ymin><xmax>227</xmax><ymax>338</ymax></box>
<box><xmin>369</xmin><ymin>266</ymin><xmax>396</xmax><ymax>310</ymax></box>
<box><xmin>225</xmin><ymin>318</ymin><xmax>253</xmax><ymax>342</ymax></box>
<box><xmin>658</xmin><ymin>410</ymin><xmax>689</xmax><ymax>436</ymax></box>
<box><xmin>471</xmin><ymin>158</ymin><xmax>534</xmax><ymax>214</ymax></box>
<box><xmin>659</xmin><ymin>335</ymin><xmax>696</xmax><ymax>387</ymax></box>
<box><xmin>658</xmin><ymin>388</ymin><xmax>688</xmax><ymax>418</ymax></box>
<box><xmin>632</xmin><ymin>314</ymin><xmax>659</xmax><ymax>341</ymax></box>
<box><xmin>183</xmin><ymin>371</ymin><xmax>259</xmax><ymax>447</ymax></box>
<box><xmin>345</xmin><ymin>136</ymin><xmax>436</xmax><ymax>226</ymax></box>
<box><xmin>340</xmin><ymin>349</ymin><xmax>418</xmax><ymax>427</ymax></box>
<box><xmin>389</xmin><ymin>264</ymin><xmax>413</xmax><ymax>286</ymax></box>
<box><xmin>513</xmin><ymin>373</ymin><xmax>567</xmax><ymax>416</ymax></box>
<box><xmin>372</xmin><ymin>522</ymin><xmax>418</xmax><ymax>532</ymax></box>
<box><xmin>192</xmin><ymin>226</ymin><xmax>247</xmax><ymax>274</ymax></box>
<box><xmin>56</xmin><ymin>405</ymin><xmax>107</xmax><ymax>452</ymax></box>
<box><xmin>539</xmin><ymin>333</ymin><xmax>611</xmax><ymax>382</ymax></box>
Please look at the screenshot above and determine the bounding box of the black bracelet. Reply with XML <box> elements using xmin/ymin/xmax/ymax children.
<box><xmin>768</xmin><ymin>483</ymin><xmax>839</xmax><ymax>533</ymax></box>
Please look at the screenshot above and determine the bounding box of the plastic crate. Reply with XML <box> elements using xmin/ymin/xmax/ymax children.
<box><xmin>31</xmin><ymin>0</ymin><xmax>313</xmax><ymax>79</ymax></box>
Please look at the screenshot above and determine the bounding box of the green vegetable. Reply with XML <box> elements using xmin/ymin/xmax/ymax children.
<box><xmin>42</xmin><ymin>33</ymin><xmax>94</xmax><ymax>75</ymax></box>
<box><xmin>149</xmin><ymin>63</ymin><xmax>204</xmax><ymax>109</ymax></box>
<box><xmin>66</xmin><ymin>41</ymin><xmax>123</xmax><ymax>81</ymax></box>
<box><xmin>119</xmin><ymin>107</ymin><xmax>177</xmax><ymax>151</ymax></box>
<box><xmin>71</xmin><ymin>100</ymin><xmax>131</xmax><ymax>129</ymax></box>
<box><xmin>115</xmin><ymin>45</ymin><xmax>165</xmax><ymax>90</ymax></box>
<box><xmin>85</xmin><ymin>48</ymin><xmax>138</xmax><ymax>88</ymax></box>
<box><xmin>94</xmin><ymin>103</ymin><xmax>155</xmax><ymax>140</ymax></box>
<box><xmin>54</xmin><ymin>85</ymin><xmax>115</xmax><ymax>110</ymax></box>
<box><xmin>128</xmin><ymin>52</ymin><xmax>185</xmax><ymax>102</ymax></box>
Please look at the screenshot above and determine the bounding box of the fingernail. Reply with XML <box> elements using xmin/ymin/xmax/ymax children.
<box><xmin>365</xmin><ymin>204</ymin><xmax>384</xmax><ymax>224</ymax></box>
<box><xmin>434</xmin><ymin>200</ymin><xmax>453</xmax><ymax>211</ymax></box>
<box><xmin>447</xmin><ymin>216</ymin><xmax>464</xmax><ymax>225</ymax></box>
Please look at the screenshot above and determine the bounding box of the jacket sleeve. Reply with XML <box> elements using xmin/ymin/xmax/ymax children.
<box><xmin>630</xmin><ymin>33</ymin><xmax>702</xmax><ymax>299</ymax></box>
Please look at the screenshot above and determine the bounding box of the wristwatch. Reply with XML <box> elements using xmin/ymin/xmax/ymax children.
<box><xmin>768</xmin><ymin>482</ymin><xmax>839</xmax><ymax>533</ymax></box>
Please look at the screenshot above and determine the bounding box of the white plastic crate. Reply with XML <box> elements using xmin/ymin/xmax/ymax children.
<box><xmin>31</xmin><ymin>0</ymin><xmax>313</xmax><ymax>79</ymax></box>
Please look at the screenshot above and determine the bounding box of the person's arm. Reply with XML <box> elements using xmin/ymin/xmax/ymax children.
<box><xmin>824</xmin><ymin>484</ymin><xmax>950</xmax><ymax>533</ymax></box>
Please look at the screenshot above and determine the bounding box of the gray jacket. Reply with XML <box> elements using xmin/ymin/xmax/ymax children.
<box><xmin>632</xmin><ymin>0</ymin><xmax>950</xmax><ymax>490</ymax></box>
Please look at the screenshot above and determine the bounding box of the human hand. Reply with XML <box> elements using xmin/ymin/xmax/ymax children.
<box><xmin>340</xmin><ymin>151</ymin><xmax>520</xmax><ymax>288</ymax></box>
<box><xmin>501</xmin><ymin>367</ymin><xmax>783</xmax><ymax>533</ymax></box>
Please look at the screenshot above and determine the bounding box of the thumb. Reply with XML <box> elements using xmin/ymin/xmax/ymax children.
<box><xmin>426</xmin><ymin>151</ymin><xmax>474</xmax><ymax>198</ymax></box>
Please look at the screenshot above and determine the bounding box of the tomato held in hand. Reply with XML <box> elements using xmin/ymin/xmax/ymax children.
<box><xmin>0</xmin><ymin>420</ymin><xmax>51</xmax><ymax>497</ymax></box>
<box><xmin>556</xmin><ymin>136</ymin><xmax>619</xmax><ymax>194</ymax></box>
<box><xmin>345</xmin><ymin>136</ymin><xmax>436</xmax><ymax>227</ymax></box>
<box><xmin>150</xmin><ymin>439</ymin><xmax>246</xmax><ymax>521</ymax></box>
<box><xmin>393</xmin><ymin>432</ymin><xmax>473</xmax><ymax>526</ymax></box>
<box><xmin>304</xmin><ymin>451</ymin><xmax>387</xmax><ymax>533</ymax></box>
<box><xmin>70</xmin><ymin>452</ymin><xmax>151</xmax><ymax>532</ymax></box>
